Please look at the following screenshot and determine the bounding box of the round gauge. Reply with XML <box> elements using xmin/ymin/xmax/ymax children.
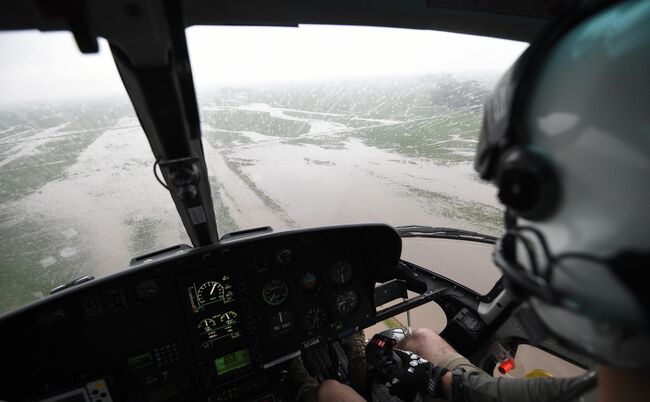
<box><xmin>277</xmin><ymin>249</ymin><xmax>293</xmax><ymax>265</ymax></box>
<box><xmin>336</xmin><ymin>290</ymin><xmax>360</xmax><ymax>315</ymax></box>
<box><xmin>197</xmin><ymin>281</ymin><xmax>224</xmax><ymax>305</ymax></box>
<box><xmin>331</xmin><ymin>261</ymin><xmax>353</xmax><ymax>285</ymax></box>
<box><xmin>300</xmin><ymin>272</ymin><xmax>318</xmax><ymax>290</ymax></box>
<box><xmin>197</xmin><ymin>318</ymin><xmax>217</xmax><ymax>332</ymax></box>
<box><xmin>270</xmin><ymin>311</ymin><xmax>295</xmax><ymax>337</ymax></box>
<box><xmin>218</xmin><ymin>310</ymin><xmax>238</xmax><ymax>323</ymax></box>
<box><xmin>262</xmin><ymin>279</ymin><xmax>289</xmax><ymax>305</ymax></box>
<box><xmin>304</xmin><ymin>307</ymin><xmax>327</xmax><ymax>331</ymax></box>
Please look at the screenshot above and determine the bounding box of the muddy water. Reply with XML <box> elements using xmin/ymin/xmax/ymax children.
<box><xmin>367</xmin><ymin>238</ymin><xmax>500</xmax><ymax>336</ymax></box>
<box><xmin>1</xmin><ymin>103</ymin><xmax>503</xmax><ymax>322</ymax></box>
<box><xmin>2</xmin><ymin>118</ymin><xmax>188</xmax><ymax>286</ymax></box>
<box><xmin>210</xmin><ymin>133</ymin><xmax>499</xmax><ymax>232</ymax></box>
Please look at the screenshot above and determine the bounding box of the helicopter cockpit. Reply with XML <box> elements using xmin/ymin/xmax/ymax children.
<box><xmin>0</xmin><ymin>1</ymin><xmax>592</xmax><ymax>401</ymax></box>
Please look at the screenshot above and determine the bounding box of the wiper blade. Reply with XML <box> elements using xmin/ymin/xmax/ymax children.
<box><xmin>396</xmin><ymin>225</ymin><xmax>497</xmax><ymax>245</ymax></box>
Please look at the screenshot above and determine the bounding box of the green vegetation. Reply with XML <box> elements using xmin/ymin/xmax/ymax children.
<box><xmin>283</xmin><ymin>136</ymin><xmax>347</xmax><ymax>150</ymax></box>
<box><xmin>0</xmin><ymin>99</ymin><xmax>135</xmax><ymax>204</ymax></box>
<box><xmin>202</xmin><ymin>109</ymin><xmax>310</xmax><ymax>138</ymax></box>
<box><xmin>201</xmin><ymin>75</ymin><xmax>487</xmax><ymax>163</ymax></box>
<box><xmin>356</xmin><ymin>109</ymin><xmax>482</xmax><ymax>163</ymax></box>
<box><xmin>204</xmin><ymin>74</ymin><xmax>490</xmax><ymax>119</ymax></box>
<box><xmin>203</xmin><ymin>128</ymin><xmax>253</xmax><ymax>149</ymax></box>
<box><xmin>303</xmin><ymin>157</ymin><xmax>335</xmax><ymax>166</ymax></box>
<box><xmin>282</xmin><ymin>110</ymin><xmax>384</xmax><ymax>129</ymax></box>
<box><xmin>406</xmin><ymin>187</ymin><xmax>502</xmax><ymax>235</ymax></box>
<box><xmin>210</xmin><ymin>178</ymin><xmax>240</xmax><ymax>235</ymax></box>
<box><xmin>0</xmin><ymin>134</ymin><xmax>101</xmax><ymax>204</ymax></box>
<box><xmin>0</xmin><ymin>211</ymin><xmax>87</xmax><ymax>313</ymax></box>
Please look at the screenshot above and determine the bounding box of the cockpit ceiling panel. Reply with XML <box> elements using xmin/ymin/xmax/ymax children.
<box><xmin>0</xmin><ymin>0</ymin><xmax>568</xmax><ymax>42</ymax></box>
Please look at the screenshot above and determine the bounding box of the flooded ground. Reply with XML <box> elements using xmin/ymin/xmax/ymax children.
<box><xmin>0</xmin><ymin>76</ymin><xmax>587</xmax><ymax>378</ymax></box>
<box><xmin>203</xmin><ymin>102</ymin><xmax>501</xmax><ymax>234</ymax></box>
<box><xmin>0</xmin><ymin>76</ymin><xmax>503</xmax><ymax>324</ymax></box>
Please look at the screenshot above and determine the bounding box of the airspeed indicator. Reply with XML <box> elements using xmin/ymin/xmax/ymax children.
<box><xmin>198</xmin><ymin>281</ymin><xmax>224</xmax><ymax>305</ymax></box>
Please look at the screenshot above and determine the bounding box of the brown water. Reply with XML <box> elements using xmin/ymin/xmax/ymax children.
<box><xmin>2</xmin><ymin>102</ymin><xmax>503</xmax><ymax>321</ymax></box>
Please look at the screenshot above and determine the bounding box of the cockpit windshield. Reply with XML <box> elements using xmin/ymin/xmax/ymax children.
<box><xmin>0</xmin><ymin>25</ymin><xmax>526</xmax><ymax>315</ymax></box>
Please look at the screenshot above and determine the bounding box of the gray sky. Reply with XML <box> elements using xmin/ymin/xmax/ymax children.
<box><xmin>0</xmin><ymin>25</ymin><xmax>527</xmax><ymax>104</ymax></box>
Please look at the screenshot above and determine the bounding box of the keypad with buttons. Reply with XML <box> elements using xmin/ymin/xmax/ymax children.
<box><xmin>153</xmin><ymin>341</ymin><xmax>183</xmax><ymax>367</ymax></box>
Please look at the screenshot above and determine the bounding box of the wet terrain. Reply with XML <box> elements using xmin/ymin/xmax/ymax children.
<box><xmin>0</xmin><ymin>75</ymin><xmax>502</xmax><ymax>318</ymax></box>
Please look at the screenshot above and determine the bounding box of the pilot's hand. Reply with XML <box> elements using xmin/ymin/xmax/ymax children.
<box><xmin>382</xmin><ymin>349</ymin><xmax>447</xmax><ymax>402</ymax></box>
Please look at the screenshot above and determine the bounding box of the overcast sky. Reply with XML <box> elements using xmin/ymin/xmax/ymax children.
<box><xmin>0</xmin><ymin>25</ymin><xmax>527</xmax><ymax>104</ymax></box>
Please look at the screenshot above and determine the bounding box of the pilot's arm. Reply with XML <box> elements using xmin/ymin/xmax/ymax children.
<box><xmin>381</xmin><ymin>349</ymin><xmax>595</xmax><ymax>402</ymax></box>
<box><xmin>456</xmin><ymin>370</ymin><xmax>595</xmax><ymax>402</ymax></box>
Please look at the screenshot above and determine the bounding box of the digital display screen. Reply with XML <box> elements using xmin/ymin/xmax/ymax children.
<box><xmin>127</xmin><ymin>353</ymin><xmax>153</xmax><ymax>370</ymax></box>
<box><xmin>215</xmin><ymin>348</ymin><xmax>251</xmax><ymax>375</ymax></box>
<box><xmin>187</xmin><ymin>275</ymin><xmax>235</xmax><ymax>314</ymax></box>
<box><xmin>187</xmin><ymin>275</ymin><xmax>247</xmax><ymax>351</ymax></box>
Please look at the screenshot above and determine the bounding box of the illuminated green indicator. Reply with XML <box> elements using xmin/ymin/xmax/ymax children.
<box><xmin>128</xmin><ymin>353</ymin><xmax>153</xmax><ymax>370</ymax></box>
<box><xmin>214</xmin><ymin>348</ymin><xmax>251</xmax><ymax>375</ymax></box>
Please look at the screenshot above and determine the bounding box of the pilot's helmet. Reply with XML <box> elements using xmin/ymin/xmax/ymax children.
<box><xmin>475</xmin><ymin>0</ymin><xmax>650</xmax><ymax>368</ymax></box>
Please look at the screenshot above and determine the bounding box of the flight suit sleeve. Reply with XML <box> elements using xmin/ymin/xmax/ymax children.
<box><xmin>462</xmin><ymin>371</ymin><xmax>591</xmax><ymax>402</ymax></box>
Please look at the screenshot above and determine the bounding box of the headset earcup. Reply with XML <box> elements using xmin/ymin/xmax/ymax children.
<box><xmin>496</xmin><ymin>148</ymin><xmax>559</xmax><ymax>220</ymax></box>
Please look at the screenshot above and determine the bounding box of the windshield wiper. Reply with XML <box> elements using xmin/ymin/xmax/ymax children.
<box><xmin>396</xmin><ymin>225</ymin><xmax>497</xmax><ymax>245</ymax></box>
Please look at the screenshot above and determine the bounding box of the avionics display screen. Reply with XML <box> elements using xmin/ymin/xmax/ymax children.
<box><xmin>214</xmin><ymin>348</ymin><xmax>251</xmax><ymax>375</ymax></box>
<box><xmin>187</xmin><ymin>275</ymin><xmax>235</xmax><ymax>313</ymax></box>
<box><xmin>187</xmin><ymin>275</ymin><xmax>244</xmax><ymax>349</ymax></box>
<box><xmin>127</xmin><ymin>352</ymin><xmax>154</xmax><ymax>370</ymax></box>
<box><xmin>197</xmin><ymin>309</ymin><xmax>243</xmax><ymax>348</ymax></box>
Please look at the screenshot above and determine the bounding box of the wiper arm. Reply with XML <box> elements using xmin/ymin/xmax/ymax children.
<box><xmin>396</xmin><ymin>225</ymin><xmax>497</xmax><ymax>245</ymax></box>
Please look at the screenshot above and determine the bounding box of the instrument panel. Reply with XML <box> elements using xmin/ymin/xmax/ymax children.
<box><xmin>187</xmin><ymin>274</ymin><xmax>242</xmax><ymax>349</ymax></box>
<box><xmin>250</xmin><ymin>253</ymin><xmax>375</xmax><ymax>364</ymax></box>
<box><xmin>0</xmin><ymin>224</ymin><xmax>401</xmax><ymax>402</ymax></box>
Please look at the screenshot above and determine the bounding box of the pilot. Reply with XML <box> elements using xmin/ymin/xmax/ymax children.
<box><xmin>302</xmin><ymin>1</ymin><xmax>650</xmax><ymax>401</ymax></box>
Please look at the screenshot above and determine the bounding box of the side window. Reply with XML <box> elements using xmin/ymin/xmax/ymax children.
<box><xmin>367</xmin><ymin>238</ymin><xmax>501</xmax><ymax>338</ymax></box>
<box><xmin>401</xmin><ymin>238</ymin><xmax>502</xmax><ymax>295</ymax></box>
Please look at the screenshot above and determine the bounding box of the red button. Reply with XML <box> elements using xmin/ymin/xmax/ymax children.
<box><xmin>497</xmin><ymin>358</ymin><xmax>516</xmax><ymax>374</ymax></box>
